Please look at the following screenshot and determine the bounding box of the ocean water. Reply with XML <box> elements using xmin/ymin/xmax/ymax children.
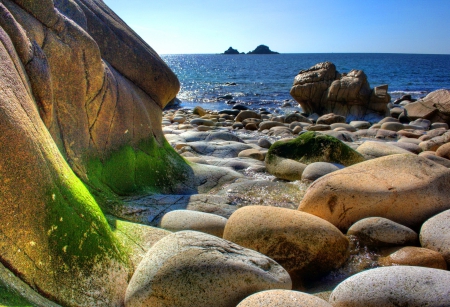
<box><xmin>162</xmin><ymin>53</ymin><xmax>450</xmax><ymax>112</ymax></box>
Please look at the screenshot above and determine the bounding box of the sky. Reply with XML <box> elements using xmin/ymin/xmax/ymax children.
<box><xmin>103</xmin><ymin>0</ymin><xmax>450</xmax><ymax>55</ymax></box>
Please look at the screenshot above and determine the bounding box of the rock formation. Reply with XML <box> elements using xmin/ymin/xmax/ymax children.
<box><xmin>403</xmin><ymin>89</ymin><xmax>450</xmax><ymax>124</ymax></box>
<box><xmin>0</xmin><ymin>0</ymin><xmax>198</xmax><ymax>305</ymax></box>
<box><xmin>248</xmin><ymin>44</ymin><xmax>279</xmax><ymax>54</ymax></box>
<box><xmin>290</xmin><ymin>62</ymin><xmax>390</xmax><ymax>121</ymax></box>
<box><xmin>223</xmin><ymin>46</ymin><xmax>241</xmax><ymax>54</ymax></box>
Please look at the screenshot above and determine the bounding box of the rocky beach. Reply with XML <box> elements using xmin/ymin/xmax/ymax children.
<box><xmin>1</xmin><ymin>0</ymin><xmax>450</xmax><ymax>307</ymax></box>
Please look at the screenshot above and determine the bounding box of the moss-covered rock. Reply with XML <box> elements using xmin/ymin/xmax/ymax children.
<box><xmin>265</xmin><ymin>132</ymin><xmax>364</xmax><ymax>180</ymax></box>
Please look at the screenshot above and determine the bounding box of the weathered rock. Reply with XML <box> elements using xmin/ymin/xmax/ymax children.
<box><xmin>380</xmin><ymin>122</ymin><xmax>404</xmax><ymax>131</ymax></box>
<box><xmin>236</xmin><ymin>290</ymin><xmax>333</xmax><ymax>307</ymax></box>
<box><xmin>347</xmin><ymin>217</ymin><xmax>418</xmax><ymax>247</ymax></box>
<box><xmin>379</xmin><ymin>247</ymin><xmax>447</xmax><ymax>270</ymax></box>
<box><xmin>301</xmin><ymin>162</ymin><xmax>341</xmax><ymax>182</ymax></box>
<box><xmin>124</xmin><ymin>231</ymin><xmax>292</xmax><ymax>307</ymax></box>
<box><xmin>290</xmin><ymin>62</ymin><xmax>389</xmax><ymax>121</ymax></box>
<box><xmin>235</xmin><ymin>110</ymin><xmax>261</xmax><ymax>122</ymax></box>
<box><xmin>299</xmin><ymin>154</ymin><xmax>450</xmax><ymax>231</ymax></box>
<box><xmin>238</xmin><ymin>148</ymin><xmax>266</xmax><ymax>161</ymax></box>
<box><xmin>349</xmin><ymin>120</ymin><xmax>371</xmax><ymax>129</ymax></box>
<box><xmin>387</xmin><ymin>141</ymin><xmax>422</xmax><ymax>154</ymax></box>
<box><xmin>420</xmin><ymin>209</ymin><xmax>450</xmax><ymax>265</ymax></box>
<box><xmin>404</xmin><ymin>89</ymin><xmax>450</xmax><ymax>124</ymax></box>
<box><xmin>284</xmin><ymin>113</ymin><xmax>313</xmax><ymax>124</ymax></box>
<box><xmin>193</xmin><ymin>106</ymin><xmax>207</xmax><ymax>116</ymax></box>
<box><xmin>160</xmin><ymin>210</ymin><xmax>228</xmax><ymax>237</ymax></box>
<box><xmin>316</xmin><ymin>113</ymin><xmax>346</xmax><ymax>125</ymax></box>
<box><xmin>435</xmin><ymin>142</ymin><xmax>450</xmax><ymax>159</ymax></box>
<box><xmin>419</xmin><ymin>151</ymin><xmax>450</xmax><ymax>167</ymax></box>
<box><xmin>329</xmin><ymin>266</ymin><xmax>450</xmax><ymax>307</ymax></box>
<box><xmin>223</xmin><ymin>206</ymin><xmax>349</xmax><ymax>283</ymax></box>
<box><xmin>305</xmin><ymin>124</ymin><xmax>332</xmax><ymax>131</ymax></box>
<box><xmin>356</xmin><ymin>141</ymin><xmax>412</xmax><ymax>159</ymax></box>
<box><xmin>259</xmin><ymin>121</ymin><xmax>286</xmax><ymax>131</ymax></box>
<box><xmin>188</xmin><ymin>141</ymin><xmax>253</xmax><ymax>158</ymax></box>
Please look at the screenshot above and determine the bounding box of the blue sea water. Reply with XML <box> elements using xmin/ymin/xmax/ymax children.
<box><xmin>161</xmin><ymin>53</ymin><xmax>450</xmax><ymax>112</ymax></box>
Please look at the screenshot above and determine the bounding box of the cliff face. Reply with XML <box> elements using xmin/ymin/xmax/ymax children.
<box><xmin>0</xmin><ymin>0</ymin><xmax>188</xmax><ymax>305</ymax></box>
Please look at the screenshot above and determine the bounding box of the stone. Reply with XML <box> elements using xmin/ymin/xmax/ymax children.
<box><xmin>329</xmin><ymin>266</ymin><xmax>450</xmax><ymax>307</ymax></box>
<box><xmin>159</xmin><ymin>210</ymin><xmax>228</xmax><ymax>237</ymax></box>
<box><xmin>124</xmin><ymin>231</ymin><xmax>291</xmax><ymax>307</ymax></box>
<box><xmin>378</xmin><ymin>117</ymin><xmax>399</xmax><ymax>124</ymax></box>
<box><xmin>435</xmin><ymin>142</ymin><xmax>450</xmax><ymax>159</ymax></box>
<box><xmin>404</xmin><ymin>89</ymin><xmax>450</xmax><ymax>124</ymax></box>
<box><xmin>193</xmin><ymin>106</ymin><xmax>207</xmax><ymax>116</ymax></box>
<box><xmin>187</xmin><ymin>141</ymin><xmax>253</xmax><ymax>158</ymax></box>
<box><xmin>245</xmin><ymin>123</ymin><xmax>258</xmax><ymax>130</ymax></box>
<box><xmin>347</xmin><ymin>217</ymin><xmax>418</xmax><ymax>247</ymax></box>
<box><xmin>431</xmin><ymin>122</ymin><xmax>449</xmax><ymax>130</ymax></box>
<box><xmin>257</xmin><ymin>138</ymin><xmax>272</xmax><ymax>149</ymax></box>
<box><xmin>301</xmin><ymin>162</ymin><xmax>341</xmax><ymax>182</ymax></box>
<box><xmin>299</xmin><ymin>154</ymin><xmax>450</xmax><ymax>231</ymax></box>
<box><xmin>316</xmin><ymin>113</ymin><xmax>346</xmax><ymax>125</ymax></box>
<box><xmin>305</xmin><ymin>124</ymin><xmax>332</xmax><ymax>131</ymax></box>
<box><xmin>380</xmin><ymin>122</ymin><xmax>404</xmax><ymax>131</ymax></box>
<box><xmin>419</xmin><ymin>151</ymin><xmax>450</xmax><ymax>167</ymax></box>
<box><xmin>379</xmin><ymin>247</ymin><xmax>447</xmax><ymax>270</ymax></box>
<box><xmin>190</xmin><ymin>118</ymin><xmax>215</xmax><ymax>126</ymax></box>
<box><xmin>238</xmin><ymin>149</ymin><xmax>266</xmax><ymax>161</ymax></box>
<box><xmin>223</xmin><ymin>206</ymin><xmax>349</xmax><ymax>283</ymax></box>
<box><xmin>349</xmin><ymin>120</ymin><xmax>371</xmax><ymax>129</ymax></box>
<box><xmin>410</xmin><ymin>118</ymin><xmax>431</xmax><ymax>130</ymax></box>
<box><xmin>265</xmin><ymin>156</ymin><xmax>307</xmax><ymax>181</ymax></box>
<box><xmin>235</xmin><ymin>110</ymin><xmax>262</xmax><ymax>122</ymax></box>
<box><xmin>236</xmin><ymin>290</ymin><xmax>333</xmax><ymax>307</ymax></box>
<box><xmin>420</xmin><ymin>209</ymin><xmax>450</xmax><ymax>265</ymax></box>
<box><xmin>356</xmin><ymin>141</ymin><xmax>412</xmax><ymax>160</ymax></box>
<box><xmin>284</xmin><ymin>113</ymin><xmax>313</xmax><ymax>124</ymax></box>
<box><xmin>330</xmin><ymin>123</ymin><xmax>357</xmax><ymax>132</ymax></box>
<box><xmin>259</xmin><ymin>121</ymin><xmax>286</xmax><ymax>131</ymax></box>
<box><xmin>387</xmin><ymin>141</ymin><xmax>422</xmax><ymax>154</ymax></box>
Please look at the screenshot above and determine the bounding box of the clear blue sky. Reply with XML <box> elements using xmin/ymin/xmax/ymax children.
<box><xmin>103</xmin><ymin>0</ymin><xmax>450</xmax><ymax>55</ymax></box>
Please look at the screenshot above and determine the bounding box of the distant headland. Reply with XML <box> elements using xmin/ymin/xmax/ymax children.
<box><xmin>223</xmin><ymin>45</ymin><xmax>279</xmax><ymax>55</ymax></box>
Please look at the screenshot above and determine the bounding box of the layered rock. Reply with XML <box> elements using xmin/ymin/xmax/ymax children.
<box><xmin>404</xmin><ymin>89</ymin><xmax>450</xmax><ymax>124</ymax></box>
<box><xmin>290</xmin><ymin>62</ymin><xmax>390</xmax><ymax>121</ymax></box>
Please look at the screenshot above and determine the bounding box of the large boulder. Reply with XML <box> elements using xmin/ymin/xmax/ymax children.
<box><xmin>404</xmin><ymin>89</ymin><xmax>450</xmax><ymax>124</ymax></box>
<box><xmin>223</xmin><ymin>206</ymin><xmax>349</xmax><ymax>284</ymax></box>
<box><xmin>298</xmin><ymin>154</ymin><xmax>450</xmax><ymax>231</ymax></box>
<box><xmin>265</xmin><ymin>131</ymin><xmax>364</xmax><ymax>180</ymax></box>
<box><xmin>124</xmin><ymin>231</ymin><xmax>292</xmax><ymax>307</ymax></box>
<box><xmin>420</xmin><ymin>209</ymin><xmax>450</xmax><ymax>266</ymax></box>
<box><xmin>329</xmin><ymin>266</ymin><xmax>450</xmax><ymax>307</ymax></box>
<box><xmin>290</xmin><ymin>62</ymin><xmax>390</xmax><ymax>121</ymax></box>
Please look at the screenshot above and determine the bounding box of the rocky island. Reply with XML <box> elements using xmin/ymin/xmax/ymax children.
<box><xmin>248</xmin><ymin>44</ymin><xmax>279</xmax><ymax>54</ymax></box>
<box><xmin>223</xmin><ymin>47</ymin><xmax>242</xmax><ymax>54</ymax></box>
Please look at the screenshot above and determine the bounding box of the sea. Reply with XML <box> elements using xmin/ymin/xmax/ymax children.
<box><xmin>161</xmin><ymin>53</ymin><xmax>450</xmax><ymax>113</ymax></box>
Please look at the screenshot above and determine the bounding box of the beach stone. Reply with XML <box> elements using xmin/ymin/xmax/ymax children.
<box><xmin>235</xmin><ymin>110</ymin><xmax>261</xmax><ymax>122</ymax></box>
<box><xmin>380</xmin><ymin>122</ymin><xmax>404</xmax><ymax>131</ymax></box>
<box><xmin>420</xmin><ymin>209</ymin><xmax>450</xmax><ymax>265</ymax></box>
<box><xmin>379</xmin><ymin>247</ymin><xmax>447</xmax><ymax>270</ymax></box>
<box><xmin>124</xmin><ymin>231</ymin><xmax>292</xmax><ymax>307</ymax></box>
<box><xmin>257</xmin><ymin>138</ymin><xmax>272</xmax><ymax>148</ymax></box>
<box><xmin>319</xmin><ymin>130</ymin><xmax>356</xmax><ymax>142</ymax></box>
<box><xmin>159</xmin><ymin>210</ymin><xmax>228</xmax><ymax>237</ymax></box>
<box><xmin>298</xmin><ymin>154</ymin><xmax>450</xmax><ymax>231</ymax></box>
<box><xmin>410</xmin><ymin>118</ymin><xmax>431</xmax><ymax>130</ymax></box>
<box><xmin>354</xmin><ymin>129</ymin><xmax>378</xmax><ymax>138</ymax></box>
<box><xmin>330</xmin><ymin>123</ymin><xmax>357</xmax><ymax>132</ymax></box>
<box><xmin>306</xmin><ymin>124</ymin><xmax>332</xmax><ymax>131</ymax></box>
<box><xmin>375</xmin><ymin>128</ymin><xmax>398</xmax><ymax>139</ymax></box>
<box><xmin>190</xmin><ymin>118</ymin><xmax>215</xmax><ymax>126</ymax></box>
<box><xmin>284</xmin><ymin>113</ymin><xmax>313</xmax><ymax>124</ymax></box>
<box><xmin>404</xmin><ymin>89</ymin><xmax>450</xmax><ymax>123</ymax></box>
<box><xmin>292</xmin><ymin>126</ymin><xmax>303</xmax><ymax>134</ymax></box>
<box><xmin>236</xmin><ymin>290</ymin><xmax>333</xmax><ymax>307</ymax></box>
<box><xmin>301</xmin><ymin>162</ymin><xmax>340</xmax><ymax>182</ymax></box>
<box><xmin>349</xmin><ymin>120</ymin><xmax>371</xmax><ymax>129</ymax></box>
<box><xmin>197</xmin><ymin>125</ymin><xmax>215</xmax><ymax>131</ymax></box>
<box><xmin>397</xmin><ymin>130</ymin><xmax>424</xmax><ymax>138</ymax></box>
<box><xmin>347</xmin><ymin>217</ymin><xmax>418</xmax><ymax>248</ymax></box>
<box><xmin>258</xmin><ymin>121</ymin><xmax>285</xmax><ymax>131</ymax></box>
<box><xmin>387</xmin><ymin>141</ymin><xmax>422</xmax><ymax>154</ymax></box>
<box><xmin>219</xmin><ymin>109</ymin><xmax>240</xmax><ymax>116</ymax></box>
<box><xmin>431</xmin><ymin>122</ymin><xmax>449</xmax><ymax>130</ymax></box>
<box><xmin>356</xmin><ymin>141</ymin><xmax>412</xmax><ymax>159</ymax></box>
<box><xmin>435</xmin><ymin>142</ymin><xmax>450</xmax><ymax>159</ymax></box>
<box><xmin>419</xmin><ymin>151</ymin><xmax>450</xmax><ymax>167</ymax></box>
<box><xmin>397</xmin><ymin>136</ymin><xmax>422</xmax><ymax>144</ymax></box>
<box><xmin>329</xmin><ymin>266</ymin><xmax>450</xmax><ymax>307</ymax></box>
<box><xmin>223</xmin><ymin>206</ymin><xmax>349</xmax><ymax>283</ymax></box>
<box><xmin>378</xmin><ymin>116</ymin><xmax>399</xmax><ymax>124</ymax></box>
<box><xmin>187</xmin><ymin>141</ymin><xmax>253</xmax><ymax>158</ymax></box>
<box><xmin>233</xmin><ymin>122</ymin><xmax>244</xmax><ymax>129</ymax></box>
<box><xmin>245</xmin><ymin>123</ymin><xmax>258</xmax><ymax>130</ymax></box>
<box><xmin>238</xmin><ymin>149</ymin><xmax>265</xmax><ymax>161</ymax></box>
<box><xmin>316</xmin><ymin>113</ymin><xmax>346</xmax><ymax>125</ymax></box>
<box><xmin>390</xmin><ymin>106</ymin><xmax>404</xmax><ymax>118</ymax></box>
<box><xmin>193</xmin><ymin>106</ymin><xmax>207</xmax><ymax>116</ymax></box>
<box><xmin>265</xmin><ymin>156</ymin><xmax>307</xmax><ymax>181</ymax></box>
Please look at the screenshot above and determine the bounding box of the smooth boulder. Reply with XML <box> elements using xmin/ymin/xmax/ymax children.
<box><xmin>420</xmin><ymin>209</ymin><xmax>450</xmax><ymax>265</ymax></box>
<box><xmin>236</xmin><ymin>290</ymin><xmax>332</xmax><ymax>307</ymax></box>
<box><xmin>159</xmin><ymin>210</ymin><xmax>228</xmax><ymax>237</ymax></box>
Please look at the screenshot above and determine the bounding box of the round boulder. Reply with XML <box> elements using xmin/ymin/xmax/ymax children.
<box><xmin>236</xmin><ymin>290</ymin><xmax>332</xmax><ymax>307</ymax></box>
<box><xmin>329</xmin><ymin>266</ymin><xmax>450</xmax><ymax>307</ymax></box>
<box><xmin>316</xmin><ymin>113</ymin><xmax>346</xmax><ymax>125</ymax></box>
<box><xmin>301</xmin><ymin>162</ymin><xmax>341</xmax><ymax>182</ymax></box>
<box><xmin>125</xmin><ymin>231</ymin><xmax>291</xmax><ymax>307</ymax></box>
<box><xmin>347</xmin><ymin>217</ymin><xmax>418</xmax><ymax>248</ymax></box>
<box><xmin>436</xmin><ymin>142</ymin><xmax>450</xmax><ymax>159</ymax></box>
<box><xmin>299</xmin><ymin>154</ymin><xmax>450</xmax><ymax>231</ymax></box>
<box><xmin>379</xmin><ymin>247</ymin><xmax>447</xmax><ymax>270</ymax></box>
<box><xmin>159</xmin><ymin>210</ymin><xmax>228</xmax><ymax>237</ymax></box>
<box><xmin>223</xmin><ymin>206</ymin><xmax>349</xmax><ymax>283</ymax></box>
<box><xmin>420</xmin><ymin>209</ymin><xmax>450</xmax><ymax>265</ymax></box>
<box><xmin>356</xmin><ymin>141</ymin><xmax>412</xmax><ymax>160</ymax></box>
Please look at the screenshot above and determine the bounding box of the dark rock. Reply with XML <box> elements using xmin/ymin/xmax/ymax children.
<box><xmin>223</xmin><ymin>47</ymin><xmax>240</xmax><ymax>54</ymax></box>
<box><xmin>232</xmin><ymin>104</ymin><xmax>249</xmax><ymax>110</ymax></box>
<box><xmin>247</xmin><ymin>45</ymin><xmax>279</xmax><ymax>54</ymax></box>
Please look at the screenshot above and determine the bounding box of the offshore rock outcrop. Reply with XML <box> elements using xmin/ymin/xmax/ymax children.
<box><xmin>290</xmin><ymin>62</ymin><xmax>390</xmax><ymax>122</ymax></box>
<box><xmin>0</xmin><ymin>0</ymin><xmax>199</xmax><ymax>306</ymax></box>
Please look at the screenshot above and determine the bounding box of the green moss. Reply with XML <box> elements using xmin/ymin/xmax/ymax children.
<box><xmin>0</xmin><ymin>284</ymin><xmax>33</xmax><ymax>307</ymax></box>
<box><xmin>267</xmin><ymin>131</ymin><xmax>364</xmax><ymax>166</ymax></box>
<box><xmin>86</xmin><ymin>138</ymin><xmax>191</xmax><ymax>197</ymax></box>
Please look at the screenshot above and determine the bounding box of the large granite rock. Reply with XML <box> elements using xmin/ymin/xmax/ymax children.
<box><xmin>404</xmin><ymin>89</ymin><xmax>450</xmax><ymax>124</ymax></box>
<box><xmin>299</xmin><ymin>154</ymin><xmax>450</xmax><ymax>231</ymax></box>
<box><xmin>290</xmin><ymin>62</ymin><xmax>390</xmax><ymax>121</ymax></box>
<box><xmin>0</xmin><ymin>0</ymin><xmax>207</xmax><ymax>306</ymax></box>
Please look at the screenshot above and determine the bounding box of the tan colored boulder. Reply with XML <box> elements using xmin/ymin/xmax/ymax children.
<box><xmin>419</xmin><ymin>131</ymin><xmax>450</xmax><ymax>151</ymax></box>
<box><xmin>435</xmin><ymin>142</ymin><xmax>450</xmax><ymax>159</ymax></box>
<box><xmin>238</xmin><ymin>148</ymin><xmax>266</xmax><ymax>161</ymax></box>
<box><xmin>124</xmin><ymin>231</ymin><xmax>292</xmax><ymax>307</ymax></box>
<box><xmin>316</xmin><ymin>113</ymin><xmax>346</xmax><ymax>125</ymax></box>
<box><xmin>419</xmin><ymin>151</ymin><xmax>450</xmax><ymax>167</ymax></box>
<box><xmin>265</xmin><ymin>155</ymin><xmax>307</xmax><ymax>181</ymax></box>
<box><xmin>356</xmin><ymin>141</ymin><xmax>412</xmax><ymax>160</ymax></box>
<box><xmin>347</xmin><ymin>217</ymin><xmax>418</xmax><ymax>248</ymax></box>
<box><xmin>235</xmin><ymin>110</ymin><xmax>261</xmax><ymax>122</ymax></box>
<box><xmin>236</xmin><ymin>290</ymin><xmax>332</xmax><ymax>307</ymax></box>
<box><xmin>330</xmin><ymin>266</ymin><xmax>450</xmax><ymax>307</ymax></box>
<box><xmin>379</xmin><ymin>247</ymin><xmax>447</xmax><ymax>270</ymax></box>
<box><xmin>223</xmin><ymin>206</ymin><xmax>349</xmax><ymax>283</ymax></box>
<box><xmin>420</xmin><ymin>209</ymin><xmax>450</xmax><ymax>265</ymax></box>
<box><xmin>380</xmin><ymin>122</ymin><xmax>404</xmax><ymax>131</ymax></box>
<box><xmin>299</xmin><ymin>154</ymin><xmax>450</xmax><ymax>231</ymax></box>
<box><xmin>159</xmin><ymin>210</ymin><xmax>228</xmax><ymax>237</ymax></box>
<box><xmin>404</xmin><ymin>89</ymin><xmax>450</xmax><ymax>123</ymax></box>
